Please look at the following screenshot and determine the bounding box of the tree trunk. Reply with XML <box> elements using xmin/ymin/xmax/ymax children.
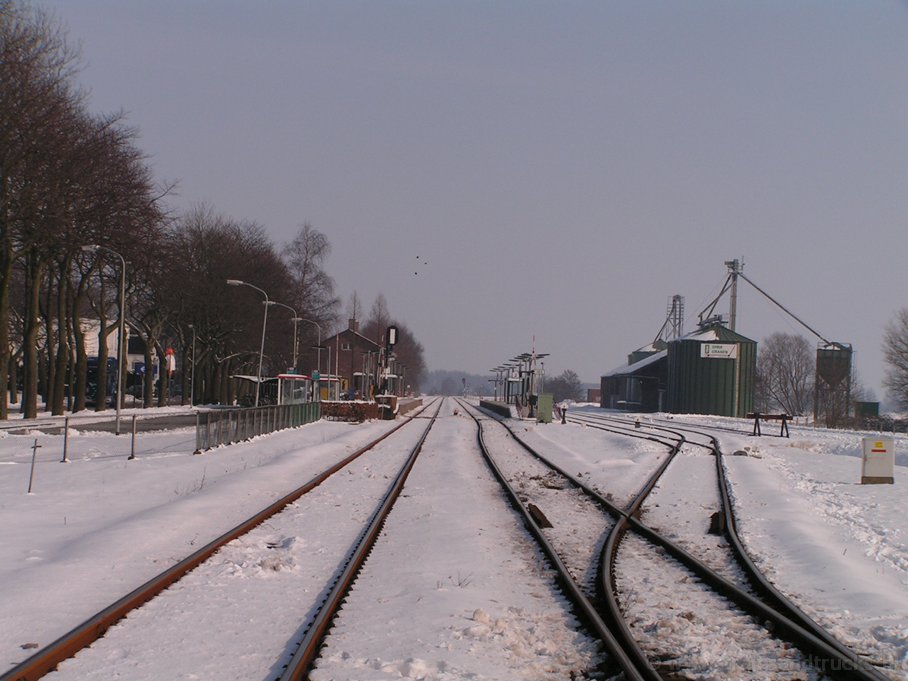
<box><xmin>38</xmin><ymin>336</ymin><xmax>48</xmax><ymax>410</ymax></box>
<box><xmin>0</xmin><ymin>251</ymin><xmax>11</xmax><ymax>420</ymax></box>
<box><xmin>180</xmin><ymin>338</ymin><xmax>190</xmax><ymax>406</ymax></box>
<box><xmin>42</xmin><ymin>274</ymin><xmax>56</xmax><ymax>412</ymax></box>
<box><xmin>8</xmin><ymin>349</ymin><xmax>18</xmax><ymax>407</ymax></box>
<box><xmin>197</xmin><ymin>356</ymin><xmax>210</xmax><ymax>405</ymax></box>
<box><xmin>143</xmin><ymin>343</ymin><xmax>154</xmax><ymax>408</ymax></box>
<box><xmin>22</xmin><ymin>249</ymin><xmax>42</xmax><ymax>418</ymax></box>
<box><xmin>66</xmin><ymin>275</ymin><xmax>77</xmax><ymax>412</ymax></box>
<box><xmin>95</xmin><ymin>277</ymin><xmax>110</xmax><ymax>411</ymax></box>
<box><xmin>214</xmin><ymin>359</ymin><xmax>227</xmax><ymax>405</ymax></box>
<box><xmin>156</xmin><ymin>344</ymin><xmax>168</xmax><ymax>408</ymax></box>
<box><xmin>0</xmin><ymin>172</ymin><xmax>10</xmax><ymax>420</ymax></box>
<box><xmin>72</xmin><ymin>305</ymin><xmax>88</xmax><ymax>413</ymax></box>
<box><xmin>51</xmin><ymin>258</ymin><xmax>70</xmax><ymax>415</ymax></box>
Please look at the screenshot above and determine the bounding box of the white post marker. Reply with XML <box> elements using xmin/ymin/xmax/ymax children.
<box><xmin>861</xmin><ymin>436</ymin><xmax>895</xmax><ymax>484</ymax></box>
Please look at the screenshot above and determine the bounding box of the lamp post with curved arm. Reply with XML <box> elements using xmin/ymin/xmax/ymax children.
<box><xmin>81</xmin><ymin>244</ymin><xmax>126</xmax><ymax>435</ymax></box>
<box><xmin>226</xmin><ymin>279</ymin><xmax>269</xmax><ymax>407</ymax></box>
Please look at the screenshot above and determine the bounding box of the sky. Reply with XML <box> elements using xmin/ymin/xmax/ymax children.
<box><xmin>35</xmin><ymin>0</ymin><xmax>908</xmax><ymax>398</ymax></box>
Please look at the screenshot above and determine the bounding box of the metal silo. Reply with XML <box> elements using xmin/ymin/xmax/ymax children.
<box><xmin>666</xmin><ymin>323</ymin><xmax>756</xmax><ymax>417</ymax></box>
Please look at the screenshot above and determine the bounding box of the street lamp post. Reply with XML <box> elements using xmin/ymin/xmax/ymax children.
<box><xmin>226</xmin><ymin>279</ymin><xmax>269</xmax><ymax>407</ymax></box>
<box><xmin>82</xmin><ymin>244</ymin><xmax>126</xmax><ymax>435</ymax></box>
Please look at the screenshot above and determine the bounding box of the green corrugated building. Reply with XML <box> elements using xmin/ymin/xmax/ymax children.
<box><xmin>666</xmin><ymin>324</ymin><xmax>756</xmax><ymax>417</ymax></box>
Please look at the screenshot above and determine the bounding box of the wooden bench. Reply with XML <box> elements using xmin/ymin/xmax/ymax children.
<box><xmin>746</xmin><ymin>412</ymin><xmax>790</xmax><ymax>437</ymax></box>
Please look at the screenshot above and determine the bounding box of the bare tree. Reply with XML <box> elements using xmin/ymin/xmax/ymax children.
<box><xmin>546</xmin><ymin>370</ymin><xmax>583</xmax><ymax>403</ymax></box>
<box><xmin>345</xmin><ymin>291</ymin><xmax>363</xmax><ymax>329</ymax></box>
<box><xmin>756</xmin><ymin>333</ymin><xmax>814</xmax><ymax>416</ymax></box>
<box><xmin>0</xmin><ymin>1</ymin><xmax>82</xmax><ymax>417</ymax></box>
<box><xmin>362</xmin><ymin>293</ymin><xmax>392</xmax><ymax>344</ymax></box>
<box><xmin>358</xmin><ymin>294</ymin><xmax>426</xmax><ymax>393</ymax></box>
<box><xmin>165</xmin><ymin>207</ymin><xmax>291</xmax><ymax>404</ymax></box>
<box><xmin>883</xmin><ymin>308</ymin><xmax>908</xmax><ymax>411</ymax></box>
<box><xmin>282</xmin><ymin>223</ymin><xmax>339</xmax><ymax>325</ymax></box>
<box><xmin>1</xmin><ymin>4</ymin><xmax>171</xmax><ymax>417</ymax></box>
<box><xmin>281</xmin><ymin>223</ymin><xmax>339</xmax><ymax>374</ymax></box>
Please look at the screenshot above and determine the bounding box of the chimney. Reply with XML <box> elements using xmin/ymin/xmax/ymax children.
<box><xmin>348</xmin><ymin>318</ymin><xmax>359</xmax><ymax>333</ymax></box>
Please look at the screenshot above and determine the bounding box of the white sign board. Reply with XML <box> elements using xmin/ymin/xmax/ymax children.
<box><xmin>861</xmin><ymin>437</ymin><xmax>895</xmax><ymax>484</ymax></box>
<box><xmin>700</xmin><ymin>343</ymin><xmax>738</xmax><ymax>359</ymax></box>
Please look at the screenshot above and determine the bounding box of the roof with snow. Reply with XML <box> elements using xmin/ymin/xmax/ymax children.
<box><xmin>680</xmin><ymin>323</ymin><xmax>756</xmax><ymax>344</ymax></box>
<box><xmin>603</xmin><ymin>348</ymin><xmax>667</xmax><ymax>378</ymax></box>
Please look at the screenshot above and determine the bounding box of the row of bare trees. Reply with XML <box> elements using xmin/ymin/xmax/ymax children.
<box><xmin>0</xmin><ymin>1</ymin><xmax>170</xmax><ymax>418</ymax></box>
<box><xmin>169</xmin><ymin>209</ymin><xmax>341</xmax><ymax>407</ymax></box>
<box><xmin>1</xmin><ymin>2</ymin><xmax>431</xmax><ymax>419</ymax></box>
<box><xmin>2</xmin><ymin>2</ymin><xmax>413</xmax><ymax>418</ymax></box>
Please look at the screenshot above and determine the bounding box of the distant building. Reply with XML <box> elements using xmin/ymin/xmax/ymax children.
<box><xmin>322</xmin><ymin>319</ymin><xmax>381</xmax><ymax>399</ymax></box>
<box><xmin>81</xmin><ymin>319</ymin><xmax>148</xmax><ymax>372</ymax></box>
<box><xmin>601</xmin><ymin>323</ymin><xmax>756</xmax><ymax>417</ymax></box>
<box><xmin>601</xmin><ymin>344</ymin><xmax>668</xmax><ymax>412</ymax></box>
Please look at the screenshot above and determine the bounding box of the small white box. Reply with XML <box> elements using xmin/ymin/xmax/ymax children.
<box><xmin>861</xmin><ymin>437</ymin><xmax>895</xmax><ymax>484</ymax></box>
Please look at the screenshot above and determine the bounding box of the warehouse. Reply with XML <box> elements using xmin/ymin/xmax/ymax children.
<box><xmin>600</xmin><ymin>341</ymin><xmax>668</xmax><ymax>412</ymax></box>
<box><xmin>665</xmin><ymin>323</ymin><xmax>756</xmax><ymax>418</ymax></box>
<box><xmin>601</xmin><ymin>322</ymin><xmax>757</xmax><ymax>418</ymax></box>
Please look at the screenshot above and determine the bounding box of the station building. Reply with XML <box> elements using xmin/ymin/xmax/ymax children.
<box><xmin>321</xmin><ymin>318</ymin><xmax>381</xmax><ymax>399</ymax></box>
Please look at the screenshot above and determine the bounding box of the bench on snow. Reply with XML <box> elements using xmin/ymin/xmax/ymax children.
<box><xmin>746</xmin><ymin>412</ymin><xmax>790</xmax><ymax>438</ymax></box>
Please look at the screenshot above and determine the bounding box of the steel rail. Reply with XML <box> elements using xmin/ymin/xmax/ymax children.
<box><xmin>472</xmin><ymin>403</ymin><xmax>683</xmax><ymax>680</ymax></box>
<box><xmin>457</xmin><ymin>399</ymin><xmax>647</xmax><ymax>681</ymax></box>
<box><xmin>1</xmin><ymin>401</ymin><xmax>436</xmax><ymax>681</ymax></box>
<box><xmin>474</xmin><ymin>405</ymin><xmax>886</xmax><ymax>680</ymax></box>
<box><xmin>278</xmin><ymin>398</ymin><xmax>443</xmax><ymax>680</ymax></box>
<box><xmin>597</xmin><ymin>436</ymin><xmax>686</xmax><ymax>681</ymax></box>
<box><xmin>638</xmin><ymin>415</ymin><xmax>891</xmax><ymax>680</ymax></box>
<box><xmin>564</xmin><ymin>412</ymin><xmax>690</xmax><ymax>680</ymax></box>
<box><xmin>563</xmin><ymin>409</ymin><xmax>891</xmax><ymax>681</ymax></box>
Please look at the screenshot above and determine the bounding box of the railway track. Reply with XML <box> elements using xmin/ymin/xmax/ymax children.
<box><xmin>303</xmin><ymin>398</ymin><xmax>604</xmax><ymax>680</ymax></box>
<box><xmin>2</xmin><ymin>399</ymin><xmax>441</xmax><ymax>681</ymax></box>
<box><xmin>462</xmin><ymin>400</ymin><xmax>891</xmax><ymax>680</ymax></box>
<box><xmin>5</xmin><ymin>399</ymin><xmax>896</xmax><ymax>679</ymax></box>
<box><xmin>575</xmin><ymin>410</ymin><xmax>901</xmax><ymax>679</ymax></box>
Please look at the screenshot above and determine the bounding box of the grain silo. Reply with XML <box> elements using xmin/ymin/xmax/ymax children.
<box><xmin>666</xmin><ymin>323</ymin><xmax>756</xmax><ymax>417</ymax></box>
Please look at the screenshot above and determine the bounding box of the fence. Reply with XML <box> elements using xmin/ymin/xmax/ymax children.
<box><xmin>194</xmin><ymin>402</ymin><xmax>321</xmax><ymax>453</ymax></box>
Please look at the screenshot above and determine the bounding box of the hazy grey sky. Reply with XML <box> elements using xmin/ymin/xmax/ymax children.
<box><xmin>39</xmin><ymin>1</ymin><xmax>908</xmax><ymax>398</ymax></box>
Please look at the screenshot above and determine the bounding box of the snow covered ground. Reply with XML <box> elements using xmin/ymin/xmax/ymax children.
<box><xmin>0</xmin><ymin>401</ymin><xmax>905</xmax><ymax>680</ymax></box>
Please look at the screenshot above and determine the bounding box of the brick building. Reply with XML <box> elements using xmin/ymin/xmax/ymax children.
<box><xmin>322</xmin><ymin>319</ymin><xmax>381</xmax><ymax>399</ymax></box>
